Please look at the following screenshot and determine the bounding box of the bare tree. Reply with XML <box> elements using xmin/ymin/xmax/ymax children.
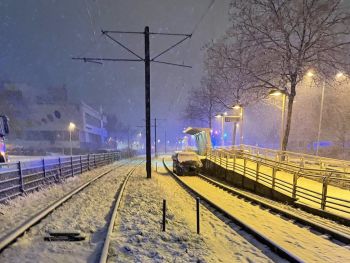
<box><xmin>218</xmin><ymin>0</ymin><xmax>350</xmax><ymax>151</ymax></box>
<box><xmin>183</xmin><ymin>76</ymin><xmax>223</xmax><ymax>129</ymax></box>
<box><xmin>205</xmin><ymin>39</ymin><xmax>270</xmax><ymax>108</ymax></box>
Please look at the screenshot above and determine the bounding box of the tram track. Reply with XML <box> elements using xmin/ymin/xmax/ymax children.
<box><xmin>163</xmin><ymin>158</ymin><xmax>350</xmax><ymax>262</ymax></box>
<box><xmin>197</xmin><ymin>173</ymin><xmax>350</xmax><ymax>244</ymax></box>
<box><xmin>0</xmin><ymin>159</ymin><xmax>141</xmax><ymax>262</ymax></box>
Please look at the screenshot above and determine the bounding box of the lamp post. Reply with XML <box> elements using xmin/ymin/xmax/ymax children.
<box><xmin>269</xmin><ymin>90</ymin><xmax>287</xmax><ymax>151</ymax></box>
<box><xmin>233</xmin><ymin>104</ymin><xmax>244</xmax><ymax>145</ymax></box>
<box><xmin>68</xmin><ymin>122</ymin><xmax>76</xmax><ymax>156</ymax></box>
<box><xmin>306</xmin><ymin>70</ymin><xmax>346</xmax><ymax>156</ymax></box>
<box><xmin>215</xmin><ymin>112</ymin><xmax>226</xmax><ymax>146</ymax></box>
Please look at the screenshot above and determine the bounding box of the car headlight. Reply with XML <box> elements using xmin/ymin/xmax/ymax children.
<box><xmin>0</xmin><ymin>151</ymin><xmax>5</xmax><ymax>157</ymax></box>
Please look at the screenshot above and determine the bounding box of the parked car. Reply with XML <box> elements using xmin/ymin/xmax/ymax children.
<box><xmin>172</xmin><ymin>151</ymin><xmax>203</xmax><ymax>176</ymax></box>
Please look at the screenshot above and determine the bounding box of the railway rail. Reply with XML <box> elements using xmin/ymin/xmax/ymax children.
<box><xmin>163</xmin><ymin>158</ymin><xmax>350</xmax><ymax>262</ymax></box>
<box><xmin>197</xmin><ymin>173</ymin><xmax>350</xmax><ymax>243</ymax></box>
<box><xmin>98</xmin><ymin>161</ymin><xmax>141</xmax><ymax>263</ymax></box>
<box><xmin>0</xmin><ymin>159</ymin><xmax>141</xmax><ymax>262</ymax></box>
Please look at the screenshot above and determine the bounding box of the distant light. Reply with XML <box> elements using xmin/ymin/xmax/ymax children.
<box><xmin>306</xmin><ymin>70</ymin><xmax>314</xmax><ymax>77</ymax></box>
<box><xmin>224</xmin><ymin>133</ymin><xmax>227</xmax><ymax>137</ymax></box>
<box><xmin>336</xmin><ymin>72</ymin><xmax>344</xmax><ymax>79</ymax></box>
<box><xmin>157</xmin><ymin>139</ymin><xmax>160</xmax><ymax>143</ymax></box>
<box><xmin>223</xmin><ymin>112</ymin><xmax>227</xmax><ymax>116</ymax></box>
<box><xmin>68</xmin><ymin>122</ymin><xmax>76</xmax><ymax>131</ymax></box>
<box><xmin>269</xmin><ymin>90</ymin><xmax>283</xmax><ymax>96</ymax></box>
<box><xmin>233</xmin><ymin>104</ymin><xmax>241</xmax><ymax>109</ymax></box>
<box><xmin>214</xmin><ymin>130</ymin><xmax>218</xmax><ymax>135</ymax></box>
<box><xmin>215</xmin><ymin>114</ymin><xmax>222</xmax><ymax>118</ymax></box>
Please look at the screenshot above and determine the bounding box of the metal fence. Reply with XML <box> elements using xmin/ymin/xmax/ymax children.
<box><xmin>206</xmin><ymin>149</ymin><xmax>350</xmax><ymax>217</ymax></box>
<box><xmin>0</xmin><ymin>152</ymin><xmax>120</xmax><ymax>203</ymax></box>
<box><xmin>220</xmin><ymin>144</ymin><xmax>350</xmax><ymax>172</ymax></box>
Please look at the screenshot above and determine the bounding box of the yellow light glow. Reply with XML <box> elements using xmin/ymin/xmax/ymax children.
<box><xmin>215</xmin><ymin>114</ymin><xmax>222</xmax><ymax>118</ymax></box>
<box><xmin>233</xmin><ymin>105</ymin><xmax>241</xmax><ymax>109</ymax></box>
<box><xmin>269</xmin><ymin>90</ymin><xmax>283</xmax><ymax>96</ymax></box>
<box><xmin>224</xmin><ymin>112</ymin><xmax>228</xmax><ymax>116</ymax></box>
<box><xmin>68</xmin><ymin>122</ymin><xmax>76</xmax><ymax>131</ymax></box>
<box><xmin>306</xmin><ymin>70</ymin><xmax>314</xmax><ymax>77</ymax></box>
<box><xmin>336</xmin><ymin>72</ymin><xmax>344</xmax><ymax>79</ymax></box>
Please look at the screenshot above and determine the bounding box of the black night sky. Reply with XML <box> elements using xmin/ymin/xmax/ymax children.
<box><xmin>0</xmin><ymin>0</ymin><xmax>230</xmax><ymax>140</ymax></box>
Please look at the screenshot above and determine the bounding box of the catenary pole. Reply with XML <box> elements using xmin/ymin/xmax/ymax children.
<box><xmin>73</xmin><ymin>27</ymin><xmax>191</xmax><ymax>179</ymax></box>
<box><xmin>145</xmin><ymin>26</ymin><xmax>152</xmax><ymax>178</ymax></box>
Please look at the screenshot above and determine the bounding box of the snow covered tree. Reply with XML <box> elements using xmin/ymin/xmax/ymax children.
<box><xmin>183</xmin><ymin>76</ymin><xmax>223</xmax><ymax>129</ymax></box>
<box><xmin>217</xmin><ymin>0</ymin><xmax>350</xmax><ymax>151</ymax></box>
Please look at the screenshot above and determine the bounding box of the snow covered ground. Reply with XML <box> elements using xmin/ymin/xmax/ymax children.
<box><xmin>2</xmin><ymin>156</ymin><xmax>347</xmax><ymax>262</ymax></box>
<box><xmin>107</xmin><ymin>159</ymin><xmax>284</xmax><ymax>262</ymax></box>
<box><xmin>208</xmin><ymin>155</ymin><xmax>350</xmax><ymax>218</ymax></box>
<box><xmin>0</xmin><ymin>162</ymin><xmax>118</xmax><ymax>238</ymax></box>
<box><xmin>0</xmin><ymin>159</ymin><xmax>134</xmax><ymax>263</ymax></box>
<box><xmin>171</xmin><ymin>167</ymin><xmax>350</xmax><ymax>261</ymax></box>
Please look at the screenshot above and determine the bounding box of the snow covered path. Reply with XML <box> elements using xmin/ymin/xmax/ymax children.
<box><xmin>208</xmin><ymin>155</ymin><xmax>350</xmax><ymax>218</ymax></box>
<box><xmin>107</xmin><ymin>160</ymin><xmax>284</xmax><ymax>262</ymax></box>
<box><xmin>0</xmin><ymin>160</ymin><xmax>136</xmax><ymax>263</ymax></box>
<box><xmin>0</xmin><ymin>163</ymin><xmax>117</xmax><ymax>238</ymax></box>
<box><xmin>176</xmin><ymin>174</ymin><xmax>350</xmax><ymax>262</ymax></box>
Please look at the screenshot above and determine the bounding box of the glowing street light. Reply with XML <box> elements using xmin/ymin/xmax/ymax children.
<box><xmin>215</xmin><ymin>113</ymin><xmax>225</xmax><ymax>146</ymax></box>
<box><xmin>232</xmin><ymin>104</ymin><xmax>244</xmax><ymax>145</ymax></box>
<box><xmin>305</xmin><ymin>70</ymin><xmax>347</xmax><ymax>155</ymax></box>
<box><xmin>68</xmin><ymin>122</ymin><xmax>76</xmax><ymax>156</ymax></box>
<box><xmin>336</xmin><ymin>72</ymin><xmax>344</xmax><ymax>79</ymax></box>
<box><xmin>306</xmin><ymin>70</ymin><xmax>314</xmax><ymax>77</ymax></box>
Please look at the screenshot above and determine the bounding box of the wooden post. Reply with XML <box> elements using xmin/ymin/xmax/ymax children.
<box><xmin>321</xmin><ymin>176</ymin><xmax>329</xmax><ymax>210</ymax></box>
<box><xmin>162</xmin><ymin>199</ymin><xmax>166</xmax><ymax>231</ymax></box>
<box><xmin>88</xmin><ymin>154</ymin><xmax>90</xmax><ymax>171</ymax></box>
<box><xmin>272</xmin><ymin>167</ymin><xmax>276</xmax><ymax>189</ymax></box>
<box><xmin>71</xmin><ymin>156</ymin><xmax>74</xmax><ymax>177</ymax></box>
<box><xmin>42</xmin><ymin>158</ymin><xmax>46</xmax><ymax>178</ymax></box>
<box><xmin>255</xmin><ymin>162</ymin><xmax>260</xmax><ymax>192</ymax></box>
<box><xmin>196</xmin><ymin>197</ymin><xmax>200</xmax><ymax>234</ymax></box>
<box><xmin>58</xmin><ymin>157</ymin><xmax>62</xmax><ymax>180</ymax></box>
<box><xmin>18</xmin><ymin>161</ymin><xmax>24</xmax><ymax>193</ymax></box>
<box><xmin>292</xmin><ymin>172</ymin><xmax>298</xmax><ymax>199</ymax></box>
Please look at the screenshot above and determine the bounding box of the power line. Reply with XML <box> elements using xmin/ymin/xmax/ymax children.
<box><xmin>73</xmin><ymin>27</ymin><xmax>191</xmax><ymax>179</ymax></box>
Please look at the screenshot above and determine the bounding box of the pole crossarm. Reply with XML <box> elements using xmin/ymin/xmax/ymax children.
<box><xmin>102</xmin><ymin>30</ymin><xmax>144</xmax><ymax>34</ymax></box>
<box><xmin>152</xmin><ymin>60</ymin><xmax>192</xmax><ymax>68</ymax></box>
<box><xmin>150</xmin><ymin>32</ymin><xmax>192</xmax><ymax>37</ymax></box>
<box><xmin>72</xmin><ymin>27</ymin><xmax>192</xmax><ymax>179</ymax></box>
<box><xmin>72</xmin><ymin>57</ymin><xmax>143</xmax><ymax>63</ymax></box>
<box><xmin>151</xmin><ymin>35</ymin><xmax>191</xmax><ymax>61</ymax></box>
<box><xmin>102</xmin><ymin>30</ymin><xmax>144</xmax><ymax>60</ymax></box>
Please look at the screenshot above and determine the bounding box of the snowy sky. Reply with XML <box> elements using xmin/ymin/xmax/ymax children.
<box><xmin>0</xmin><ymin>0</ymin><xmax>231</xmax><ymax>140</ymax></box>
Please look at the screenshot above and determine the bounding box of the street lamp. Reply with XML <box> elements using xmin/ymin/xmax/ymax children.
<box><xmin>215</xmin><ymin>113</ymin><xmax>225</xmax><ymax>146</ymax></box>
<box><xmin>269</xmin><ymin>89</ymin><xmax>287</xmax><ymax>151</ymax></box>
<box><xmin>232</xmin><ymin>104</ymin><xmax>244</xmax><ymax>145</ymax></box>
<box><xmin>68</xmin><ymin>122</ymin><xmax>76</xmax><ymax>156</ymax></box>
<box><xmin>306</xmin><ymin>70</ymin><xmax>346</xmax><ymax>156</ymax></box>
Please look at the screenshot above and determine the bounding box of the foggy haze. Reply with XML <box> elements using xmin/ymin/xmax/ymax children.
<box><xmin>0</xmin><ymin>0</ymin><xmax>230</xmax><ymax>140</ymax></box>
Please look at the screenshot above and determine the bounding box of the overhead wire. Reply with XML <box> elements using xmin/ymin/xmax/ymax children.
<box><xmin>166</xmin><ymin>0</ymin><xmax>218</xmax><ymax>117</ymax></box>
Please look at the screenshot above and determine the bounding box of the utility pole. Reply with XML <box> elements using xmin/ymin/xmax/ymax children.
<box><xmin>72</xmin><ymin>27</ymin><xmax>191</xmax><ymax>179</ymax></box>
<box><xmin>145</xmin><ymin>27</ymin><xmax>151</xmax><ymax>176</ymax></box>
